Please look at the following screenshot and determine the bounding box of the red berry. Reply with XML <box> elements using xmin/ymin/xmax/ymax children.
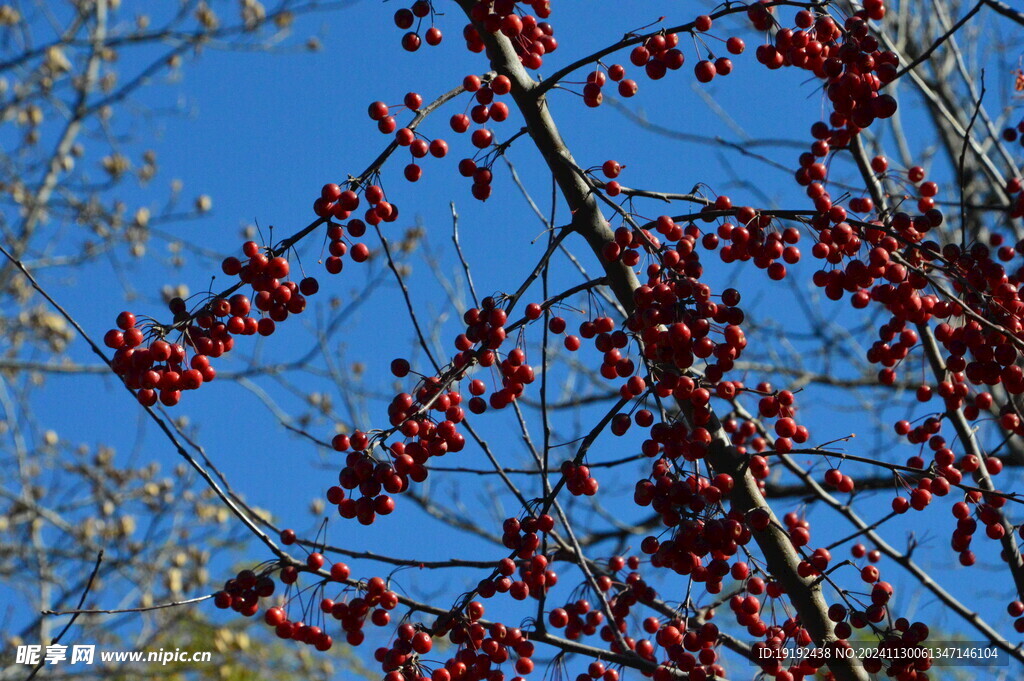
<box><xmin>694</xmin><ymin>60</ymin><xmax>716</xmax><ymax>83</ymax></box>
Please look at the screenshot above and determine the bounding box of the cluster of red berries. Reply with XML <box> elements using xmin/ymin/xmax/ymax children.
<box><xmin>719</xmin><ymin>413</ymin><xmax>767</xmax><ymax>456</ymax></box>
<box><xmin>316</xmin><ymin>575</ymin><xmax>401</xmax><ymax>648</ymax></box>
<box><xmin>318</xmin><ymin>176</ymin><xmax>400</xmax><ymax>230</ymax></box>
<box><xmin>270</xmin><ymin>572</ymin><xmax>394</xmax><ymax>650</ymax></box>
<box><xmin>320</xmin><ymin>293</ymin><xmax>555</xmax><ymax>521</ymax></box>
<box><xmin>623</xmin><ymin>32</ymin><xmax>685</xmax><ymax>91</ymax></box>
<box><xmin>476</xmin><ymin>553</ymin><xmax>554</xmax><ymax>600</ymax></box>
<box><xmin>949</xmin><ymin>496</ymin><xmax>1015</xmax><ymax>567</ymax></box>
<box><xmin>106</xmin><ymin>242</ymin><xmax>320</xmax><ymax>406</ymax></box>
<box><xmin>622</xmin><ymin>28</ymin><xmax>679</xmax><ymax>81</ymax></box>
<box><xmin>208</xmin><ymin>554</ymin><xmax>377</xmax><ymax>655</ymax></box>
<box><xmin>314</xmin><ymin>182</ymin><xmax>357</xmax><ymax>219</ymax></box>
<box><xmin>796</xmin><ymin>546</ymin><xmax>835</xmax><ymax>580</ymax></box>
<box><xmin>739</xmin><ymin>578</ymin><xmax>905</xmax><ymax>681</ymax></box>
<box><xmin>634</xmin><ymin>465</ymin><xmax>734</xmax><ymax>524</ymax></box>
<box><xmin>628</xmin><ymin>423</ymin><xmax>883</xmax><ymax>681</ymax></box>
<box><xmin>499</xmin><ymin>514</ymin><xmax>551</xmax><ymax>557</ymax></box>
<box><xmin>394</xmin><ymin>0</ymin><xmax>442</xmax><ymax>52</ymax></box>
<box><xmin>264</xmin><ymin>614</ymin><xmax>335</xmax><ymax>651</ymax></box>
<box><xmin>106</xmin><ymin>312</ymin><xmax>204</xmax><ymax>407</ymax></box>
<box><xmin>560</xmin><ymin>100</ymin><xmax>915</xmax><ymax>673</ymax></box>
<box><xmin>653</xmin><ymin>384</ymin><xmax>802</xmax><ymax>465</ymax></box>
<box><xmin>730</xmin><ymin>581</ymin><xmax>790</xmax><ymax>637</ymax></box>
<box><xmin>934</xmin><ymin>286</ymin><xmax>1024</xmax><ymax>395</ymax></box>
<box><xmin>894</xmin><ymin>416</ymin><xmax>983</xmax><ymax>480</ymax></box>
<box><xmin>630</xmin><ymin>16</ymin><xmax>733</xmax><ymax>84</ymax></box>
<box><xmin>781</xmin><ymin>511</ymin><xmax>812</xmax><ymax>549</ymax></box>
<box><xmin>325</xmin><ymin>362</ymin><xmax>472</xmax><ymax>523</ymax></box>
<box><xmin>606</xmin><ymin>579</ymin><xmax>660</xmax><ymax>646</ymax></box>
<box><xmin>259</xmin><ymin>542</ymin><xmax>398</xmax><ymax>652</ymax></box>
<box><xmin>593</xmin><ymin>233</ymin><xmax>770</xmax><ymax>450</ymax></box>
<box><xmin>313</xmin><ymin>181</ymin><xmax>358</xmax><ymax>221</ymax></box>
<box><xmin>388</xmin><ymin>378</ymin><xmax>468</xmax><ymax>447</ymax></box>
<box><xmin>462</xmin><ymin>0</ymin><xmax>555</xmax><ymax>70</ymax></box>
<box><xmin>456</xmin><ymin>303</ymin><xmax>539</xmax><ymax>412</ymax></box>
<box><xmin>547</xmin><ymin>557</ymin><xmax>726</xmax><ymax>681</ymax></box>
<box><xmin>373</xmin><ymin>622</ymin><xmax>435</xmax><ymax>681</ymax></box>
<box><xmin>459</xmin><ymin>157</ymin><xmax>495</xmax><ymax>201</ymax></box>
<box><xmin>582</xmin><ymin>67</ymin><xmax>632</xmax><ymax>108</ymax></box>
<box><xmin>213</xmin><ymin>568</ymin><xmax>276</xmax><ymax>617</ymax></box>
<box><xmin>430</xmin><ymin>604</ymin><xmax>539</xmax><ymax>681</ymax></box>
<box><xmin>827</xmin><ymin>579</ymin><xmax>892</xmax><ymax>637</ymax></box>
<box><xmin>330</xmin><ymin>451</ymin><xmax>402</xmax><ymax>525</ymax></box>
<box><xmin>475</xmin><ymin>346</ymin><xmax>537</xmax><ymax>412</ymax></box>
<box><xmin>548</xmin><ymin>598</ymin><xmax>609</xmax><ymax>640</ymax></box>
<box><xmin>323</xmin><ymin>218</ymin><xmax>371</xmax><ymax>275</ymax></box>
<box><xmin>580</xmin><ymin>19</ymin><xmax>745</xmax><ymax>108</ymax></box>
<box><xmin>457</xmin><ymin>297</ymin><xmax>511</xmax><ymax>353</ymax></box>
<box><xmin>450</xmin><ymin>74</ymin><xmax>514</xmax><ymax>201</ymax></box>
<box><xmin>759</xmin><ymin>4</ymin><xmax>896</xmax><ymax>131</ymax></box>
<box><xmin>510</xmin><ymin>553</ymin><xmax>556</xmax><ymax>600</ymax></box>
<box><xmin>561</xmin><ymin>461</ymin><xmax>599</xmax><ymax>496</ymax></box>
<box><xmin>602</xmin><ymin>225</ymin><xmax>662</xmax><ymax>268</ymax></box>
<box><xmin>681</xmin><ymin>3</ymin><xmax>903</xmax><ymax>321</ymax></box>
<box><xmin>376</xmin><ymin>92</ymin><xmax>453</xmax><ymax>184</ymax></box>
<box><xmin>368</xmin><ymin>93</ymin><xmax>451</xmax><ymax>186</ymax></box>
<box><xmin>638</xmin><ymin>400</ymin><xmax>762</xmax><ymax>463</ymax></box>
<box><xmin>589</xmin><ymin>231</ymin><xmax>800</xmax><ymax>461</ymax></box>
<box><xmin>891</xmin><ymin>477</ymin><xmax>945</xmax><ymax>515</ymax></box>
<box><xmin>637</xmin><ymin>508</ymin><xmax>751</xmax><ymax>595</ymax></box>
<box><xmin>645</xmin><ymin>621</ymin><xmax>724</xmax><ymax>681</ymax></box>
<box><xmin>697</xmin><ymin>206</ymin><xmax>802</xmax><ymax>279</ymax></box>
<box><xmin>618</xmin><ymin>223</ymin><xmax>751</xmax><ymax>378</ymax></box>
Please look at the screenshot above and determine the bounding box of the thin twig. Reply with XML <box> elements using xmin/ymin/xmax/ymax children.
<box><xmin>43</xmin><ymin>594</ymin><xmax>212</xmax><ymax>616</ymax></box>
